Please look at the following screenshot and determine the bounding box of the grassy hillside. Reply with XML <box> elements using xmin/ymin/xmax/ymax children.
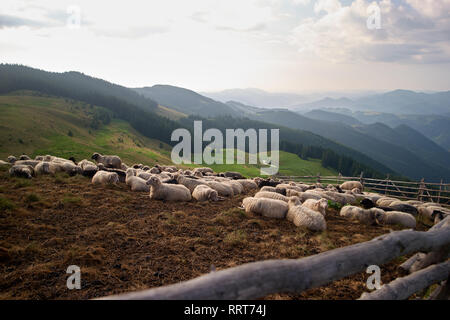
<box><xmin>0</xmin><ymin>92</ymin><xmax>336</xmax><ymax>177</ymax></box>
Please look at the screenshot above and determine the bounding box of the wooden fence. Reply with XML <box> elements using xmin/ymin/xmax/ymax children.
<box><xmin>276</xmin><ymin>173</ymin><xmax>450</xmax><ymax>208</ymax></box>
<box><xmin>100</xmin><ymin>216</ymin><xmax>450</xmax><ymax>300</ymax></box>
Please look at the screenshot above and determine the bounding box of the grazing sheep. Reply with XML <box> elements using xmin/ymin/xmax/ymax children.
<box><xmin>340</xmin><ymin>206</ymin><xmax>385</xmax><ymax>225</ymax></box>
<box><xmin>7</xmin><ymin>156</ymin><xmax>17</xmax><ymax>163</ymax></box>
<box><xmin>9</xmin><ymin>164</ymin><xmax>34</xmax><ymax>179</ymax></box>
<box><xmin>92</xmin><ymin>171</ymin><xmax>119</xmax><ymax>185</ymax></box>
<box><xmin>388</xmin><ymin>201</ymin><xmax>418</xmax><ymax>216</ymax></box>
<box><xmin>91</xmin><ymin>152</ymin><xmax>122</xmax><ymax>169</ymax></box>
<box><xmin>377</xmin><ymin>211</ymin><xmax>416</xmax><ymax>229</ymax></box>
<box><xmin>204</xmin><ymin>180</ymin><xmax>234</xmax><ymax>197</ymax></box>
<box><xmin>78</xmin><ymin>159</ymin><xmax>99</xmax><ymax>177</ymax></box>
<box><xmin>147</xmin><ymin>176</ymin><xmax>191</xmax><ymax>201</ymax></box>
<box><xmin>236</xmin><ymin>179</ymin><xmax>258</xmax><ymax>192</ymax></box>
<box><xmin>286</xmin><ymin>197</ymin><xmax>326</xmax><ymax>231</ymax></box>
<box><xmin>242</xmin><ymin>197</ymin><xmax>288</xmax><ymax>219</ymax></box>
<box><xmin>176</xmin><ymin>174</ymin><xmax>206</xmax><ymax>193</ymax></box>
<box><xmin>302</xmin><ymin>198</ymin><xmax>328</xmax><ymax>217</ymax></box>
<box><xmin>19</xmin><ymin>154</ymin><xmax>31</xmax><ymax>160</ymax></box>
<box><xmin>254</xmin><ymin>191</ymin><xmax>289</xmax><ymax>202</ymax></box>
<box><xmin>192</xmin><ymin>185</ymin><xmax>220</xmax><ymax>202</ymax></box>
<box><xmin>340</xmin><ymin>181</ymin><xmax>363</xmax><ymax>191</ymax></box>
<box><xmin>125</xmin><ymin>168</ymin><xmax>150</xmax><ymax>192</ymax></box>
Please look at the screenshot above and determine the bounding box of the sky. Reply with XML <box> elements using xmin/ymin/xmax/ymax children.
<box><xmin>1</xmin><ymin>0</ymin><xmax>449</xmax><ymax>93</ymax></box>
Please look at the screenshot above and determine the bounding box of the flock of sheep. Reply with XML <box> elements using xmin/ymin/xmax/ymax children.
<box><xmin>2</xmin><ymin>152</ymin><xmax>449</xmax><ymax>233</ymax></box>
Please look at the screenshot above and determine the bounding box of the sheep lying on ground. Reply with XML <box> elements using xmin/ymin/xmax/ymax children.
<box><xmin>7</xmin><ymin>156</ymin><xmax>17</xmax><ymax>163</ymax></box>
<box><xmin>254</xmin><ymin>177</ymin><xmax>279</xmax><ymax>188</ymax></box>
<box><xmin>388</xmin><ymin>201</ymin><xmax>418</xmax><ymax>216</ymax></box>
<box><xmin>302</xmin><ymin>198</ymin><xmax>328</xmax><ymax>217</ymax></box>
<box><xmin>125</xmin><ymin>168</ymin><xmax>150</xmax><ymax>192</ymax></box>
<box><xmin>192</xmin><ymin>185</ymin><xmax>220</xmax><ymax>202</ymax></box>
<box><xmin>92</xmin><ymin>152</ymin><xmax>122</xmax><ymax>169</ymax></box>
<box><xmin>35</xmin><ymin>161</ymin><xmax>62</xmax><ymax>175</ymax></box>
<box><xmin>0</xmin><ymin>160</ymin><xmax>10</xmax><ymax>166</ymax></box>
<box><xmin>340</xmin><ymin>181</ymin><xmax>363</xmax><ymax>191</ymax></box>
<box><xmin>286</xmin><ymin>197</ymin><xmax>326</xmax><ymax>231</ymax></box>
<box><xmin>377</xmin><ymin>211</ymin><xmax>416</xmax><ymax>229</ymax></box>
<box><xmin>176</xmin><ymin>174</ymin><xmax>206</xmax><ymax>193</ymax></box>
<box><xmin>9</xmin><ymin>165</ymin><xmax>34</xmax><ymax>179</ymax></box>
<box><xmin>19</xmin><ymin>154</ymin><xmax>31</xmax><ymax>160</ymax></box>
<box><xmin>260</xmin><ymin>186</ymin><xmax>287</xmax><ymax>195</ymax></box>
<box><xmin>254</xmin><ymin>191</ymin><xmax>289</xmax><ymax>202</ymax></box>
<box><xmin>221</xmin><ymin>171</ymin><xmax>244</xmax><ymax>179</ymax></box>
<box><xmin>193</xmin><ymin>167</ymin><xmax>214</xmax><ymax>175</ymax></box>
<box><xmin>14</xmin><ymin>160</ymin><xmax>40</xmax><ymax>168</ymax></box>
<box><xmin>340</xmin><ymin>206</ymin><xmax>385</xmax><ymax>225</ymax></box>
<box><xmin>204</xmin><ymin>180</ymin><xmax>234</xmax><ymax>197</ymax></box>
<box><xmin>147</xmin><ymin>176</ymin><xmax>191</xmax><ymax>201</ymax></box>
<box><xmin>92</xmin><ymin>171</ymin><xmax>119</xmax><ymax>185</ymax></box>
<box><xmin>224</xmin><ymin>180</ymin><xmax>243</xmax><ymax>195</ymax></box>
<box><xmin>235</xmin><ymin>179</ymin><xmax>258</xmax><ymax>192</ymax></box>
<box><xmin>78</xmin><ymin>159</ymin><xmax>99</xmax><ymax>177</ymax></box>
<box><xmin>242</xmin><ymin>197</ymin><xmax>288</xmax><ymax>219</ymax></box>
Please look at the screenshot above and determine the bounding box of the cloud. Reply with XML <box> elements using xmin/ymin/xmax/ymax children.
<box><xmin>290</xmin><ymin>0</ymin><xmax>450</xmax><ymax>64</ymax></box>
<box><xmin>0</xmin><ymin>14</ymin><xmax>46</xmax><ymax>29</ymax></box>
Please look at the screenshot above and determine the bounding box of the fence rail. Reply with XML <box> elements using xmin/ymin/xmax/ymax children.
<box><xmin>276</xmin><ymin>173</ymin><xmax>450</xmax><ymax>207</ymax></box>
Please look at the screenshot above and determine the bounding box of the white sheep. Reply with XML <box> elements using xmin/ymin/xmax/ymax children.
<box><xmin>9</xmin><ymin>164</ymin><xmax>34</xmax><ymax>179</ymax></box>
<box><xmin>340</xmin><ymin>181</ymin><xmax>363</xmax><ymax>191</ymax></box>
<box><xmin>376</xmin><ymin>197</ymin><xmax>397</xmax><ymax>207</ymax></box>
<box><xmin>242</xmin><ymin>197</ymin><xmax>288</xmax><ymax>219</ymax></box>
<box><xmin>192</xmin><ymin>184</ymin><xmax>220</xmax><ymax>202</ymax></box>
<box><xmin>91</xmin><ymin>152</ymin><xmax>122</xmax><ymax>169</ymax></box>
<box><xmin>78</xmin><ymin>159</ymin><xmax>99</xmax><ymax>176</ymax></box>
<box><xmin>92</xmin><ymin>171</ymin><xmax>119</xmax><ymax>185</ymax></box>
<box><xmin>176</xmin><ymin>174</ymin><xmax>207</xmax><ymax>193</ymax></box>
<box><xmin>0</xmin><ymin>160</ymin><xmax>10</xmax><ymax>166</ymax></box>
<box><xmin>302</xmin><ymin>198</ymin><xmax>328</xmax><ymax>217</ymax></box>
<box><xmin>7</xmin><ymin>155</ymin><xmax>17</xmax><ymax>163</ymax></box>
<box><xmin>377</xmin><ymin>211</ymin><xmax>416</xmax><ymax>229</ymax></box>
<box><xmin>204</xmin><ymin>180</ymin><xmax>234</xmax><ymax>197</ymax></box>
<box><xmin>224</xmin><ymin>180</ymin><xmax>244</xmax><ymax>195</ymax></box>
<box><xmin>236</xmin><ymin>179</ymin><xmax>258</xmax><ymax>192</ymax></box>
<box><xmin>35</xmin><ymin>161</ymin><xmax>62</xmax><ymax>175</ymax></box>
<box><xmin>125</xmin><ymin>168</ymin><xmax>150</xmax><ymax>192</ymax></box>
<box><xmin>286</xmin><ymin>197</ymin><xmax>326</xmax><ymax>231</ymax></box>
<box><xmin>19</xmin><ymin>154</ymin><xmax>31</xmax><ymax>160</ymax></box>
<box><xmin>146</xmin><ymin>176</ymin><xmax>191</xmax><ymax>201</ymax></box>
<box><xmin>340</xmin><ymin>206</ymin><xmax>385</xmax><ymax>225</ymax></box>
<box><xmin>254</xmin><ymin>191</ymin><xmax>289</xmax><ymax>202</ymax></box>
<box><xmin>193</xmin><ymin>167</ymin><xmax>214</xmax><ymax>175</ymax></box>
<box><xmin>13</xmin><ymin>160</ymin><xmax>40</xmax><ymax>168</ymax></box>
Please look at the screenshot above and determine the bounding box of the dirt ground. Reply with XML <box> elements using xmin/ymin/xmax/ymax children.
<box><xmin>0</xmin><ymin>167</ymin><xmax>428</xmax><ymax>300</ymax></box>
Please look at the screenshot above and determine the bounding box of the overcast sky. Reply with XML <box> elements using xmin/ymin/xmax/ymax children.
<box><xmin>1</xmin><ymin>0</ymin><xmax>449</xmax><ymax>93</ymax></box>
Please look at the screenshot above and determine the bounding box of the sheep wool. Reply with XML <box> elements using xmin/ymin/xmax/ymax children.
<box><xmin>9</xmin><ymin>164</ymin><xmax>34</xmax><ymax>179</ymax></box>
<box><xmin>192</xmin><ymin>185</ymin><xmax>219</xmax><ymax>202</ymax></box>
<box><xmin>147</xmin><ymin>176</ymin><xmax>192</xmax><ymax>201</ymax></box>
<box><xmin>302</xmin><ymin>198</ymin><xmax>328</xmax><ymax>217</ymax></box>
<box><xmin>92</xmin><ymin>171</ymin><xmax>119</xmax><ymax>185</ymax></box>
<box><xmin>242</xmin><ymin>197</ymin><xmax>288</xmax><ymax>219</ymax></box>
<box><xmin>286</xmin><ymin>198</ymin><xmax>326</xmax><ymax>231</ymax></box>
<box><xmin>340</xmin><ymin>181</ymin><xmax>363</xmax><ymax>191</ymax></box>
<box><xmin>254</xmin><ymin>191</ymin><xmax>289</xmax><ymax>202</ymax></box>
<box><xmin>339</xmin><ymin>206</ymin><xmax>384</xmax><ymax>225</ymax></box>
<box><xmin>92</xmin><ymin>152</ymin><xmax>122</xmax><ymax>169</ymax></box>
<box><xmin>378</xmin><ymin>211</ymin><xmax>416</xmax><ymax>229</ymax></box>
<box><xmin>125</xmin><ymin>169</ymin><xmax>150</xmax><ymax>192</ymax></box>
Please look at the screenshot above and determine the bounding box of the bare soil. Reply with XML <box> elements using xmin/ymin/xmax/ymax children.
<box><xmin>0</xmin><ymin>168</ymin><xmax>427</xmax><ymax>300</ymax></box>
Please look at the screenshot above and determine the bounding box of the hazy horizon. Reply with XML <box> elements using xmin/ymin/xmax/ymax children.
<box><xmin>1</xmin><ymin>0</ymin><xmax>450</xmax><ymax>93</ymax></box>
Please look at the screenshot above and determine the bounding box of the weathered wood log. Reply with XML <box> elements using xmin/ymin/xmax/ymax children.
<box><xmin>428</xmin><ymin>277</ymin><xmax>449</xmax><ymax>300</ymax></box>
<box><xmin>408</xmin><ymin>217</ymin><xmax>450</xmax><ymax>273</ymax></box>
<box><xmin>399</xmin><ymin>253</ymin><xmax>426</xmax><ymax>273</ymax></box>
<box><xmin>359</xmin><ymin>260</ymin><xmax>450</xmax><ymax>300</ymax></box>
<box><xmin>99</xmin><ymin>226</ymin><xmax>450</xmax><ymax>300</ymax></box>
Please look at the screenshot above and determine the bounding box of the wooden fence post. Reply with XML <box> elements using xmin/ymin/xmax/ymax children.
<box><xmin>437</xmin><ymin>179</ymin><xmax>443</xmax><ymax>205</ymax></box>
<box><xmin>385</xmin><ymin>174</ymin><xmax>390</xmax><ymax>195</ymax></box>
<box><xmin>418</xmin><ymin>178</ymin><xmax>425</xmax><ymax>201</ymax></box>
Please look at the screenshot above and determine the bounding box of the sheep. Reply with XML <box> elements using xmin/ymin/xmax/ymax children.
<box><xmin>376</xmin><ymin>197</ymin><xmax>397</xmax><ymax>207</ymax></box>
<box><xmin>92</xmin><ymin>171</ymin><xmax>119</xmax><ymax>185</ymax></box>
<box><xmin>0</xmin><ymin>160</ymin><xmax>10</xmax><ymax>166</ymax></box>
<box><xmin>7</xmin><ymin>156</ymin><xmax>17</xmax><ymax>163</ymax></box>
<box><xmin>286</xmin><ymin>197</ymin><xmax>326</xmax><ymax>231</ymax></box>
<box><xmin>91</xmin><ymin>152</ymin><xmax>122</xmax><ymax>169</ymax></box>
<box><xmin>253</xmin><ymin>177</ymin><xmax>279</xmax><ymax>188</ymax></box>
<box><xmin>242</xmin><ymin>197</ymin><xmax>288</xmax><ymax>219</ymax></box>
<box><xmin>254</xmin><ymin>191</ymin><xmax>289</xmax><ymax>202</ymax></box>
<box><xmin>351</xmin><ymin>188</ymin><xmax>362</xmax><ymax>194</ymax></box>
<box><xmin>221</xmin><ymin>171</ymin><xmax>244</xmax><ymax>179</ymax></box>
<box><xmin>146</xmin><ymin>176</ymin><xmax>191</xmax><ymax>201</ymax></box>
<box><xmin>97</xmin><ymin>163</ymin><xmax>126</xmax><ymax>182</ymax></box>
<box><xmin>277</xmin><ymin>183</ymin><xmax>304</xmax><ymax>193</ymax></box>
<box><xmin>360</xmin><ymin>198</ymin><xmax>375</xmax><ymax>209</ymax></box>
<box><xmin>302</xmin><ymin>198</ymin><xmax>328</xmax><ymax>217</ymax></box>
<box><xmin>340</xmin><ymin>181</ymin><xmax>363</xmax><ymax>191</ymax></box>
<box><xmin>125</xmin><ymin>168</ymin><xmax>150</xmax><ymax>192</ymax></box>
<box><xmin>340</xmin><ymin>206</ymin><xmax>385</xmax><ymax>225</ymax></box>
<box><xmin>236</xmin><ymin>179</ymin><xmax>258</xmax><ymax>192</ymax></box>
<box><xmin>204</xmin><ymin>180</ymin><xmax>234</xmax><ymax>197</ymax></box>
<box><xmin>224</xmin><ymin>180</ymin><xmax>244</xmax><ymax>195</ymax></box>
<box><xmin>296</xmin><ymin>191</ymin><xmax>322</xmax><ymax>202</ymax></box>
<box><xmin>35</xmin><ymin>161</ymin><xmax>62</xmax><ymax>175</ymax></box>
<box><xmin>418</xmin><ymin>205</ymin><xmax>450</xmax><ymax>220</ymax></box>
<box><xmin>136</xmin><ymin>170</ymin><xmax>153</xmax><ymax>181</ymax></box>
<box><xmin>377</xmin><ymin>211</ymin><xmax>416</xmax><ymax>229</ymax></box>
<box><xmin>149</xmin><ymin>167</ymin><xmax>161</xmax><ymax>174</ymax></box>
<box><xmin>192</xmin><ymin>185</ymin><xmax>220</xmax><ymax>202</ymax></box>
<box><xmin>9</xmin><ymin>164</ymin><xmax>34</xmax><ymax>179</ymax></box>
<box><xmin>78</xmin><ymin>159</ymin><xmax>99</xmax><ymax>177</ymax></box>
<box><xmin>260</xmin><ymin>186</ymin><xmax>287</xmax><ymax>195</ymax></box>
<box><xmin>13</xmin><ymin>160</ymin><xmax>40</xmax><ymax>168</ymax></box>
<box><xmin>192</xmin><ymin>167</ymin><xmax>214</xmax><ymax>175</ymax></box>
<box><xmin>19</xmin><ymin>154</ymin><xmax>31</xmax><ymax>160</ymax></box>
<box><xmin>388</xmin><ymin>201</ymin><xmax>418</xmax><ymax>216</ymax></box>
<box><xmin>121</xmin><ymin>163</ymin><xmax>129</xmax><ymax>171</ymax></box>
<box><xmin>176</xmin><ymin>174</ymin><xmax>206</xmax><ymax>193</ymax></box>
